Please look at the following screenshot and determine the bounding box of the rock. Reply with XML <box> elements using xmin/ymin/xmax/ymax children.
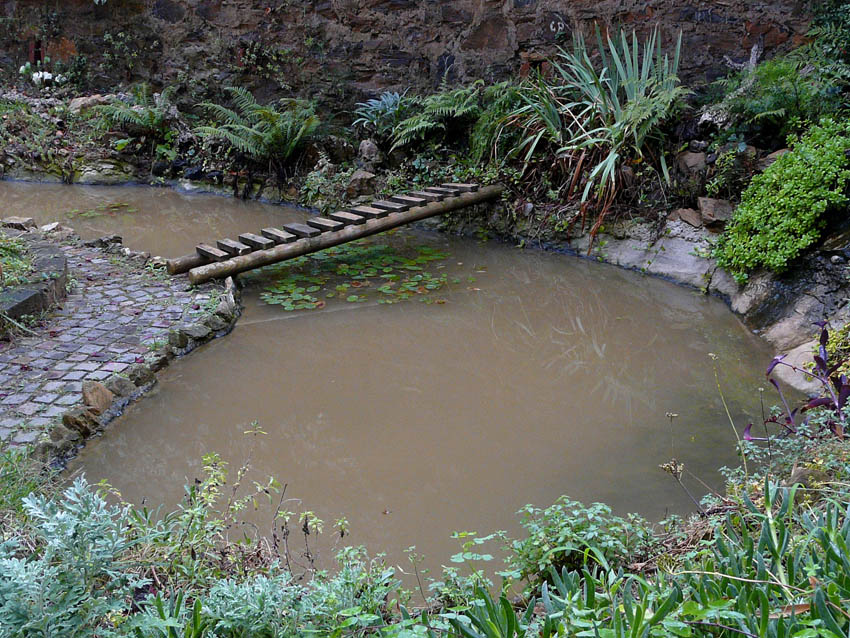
<box><xmin>204</xmin><ymin>312</ymin><xmax>230</xmax><ymax>332</ymax></box>
<box><xmin>183</xmin><ymin>165</ymin><xmax>205</xmax><ymax>180</ymax></box>
<box><xmin>168</xmin><ymin>328</ymin><xmax>189</xmax><ymax>349</ymax></box>
<box><xmin>127</xmin><ymin>364</ymin><xmax>156</xmax><ymax>387</ymax></box>
<box><xmin>698</xmin><ymin>197</ymin><xmax>734</xmax><ymax>227</ymax></box>
<box><xmin>770</xmin><ymin>341</ymin><xmax>821</xmax><ymax>395</ymax></box>
<box><xmin>182</xmin><ymin>323</ymin><xmax>212</xmax><ymax>340</ymax></box>
<box><xmin>676</xmin><ymin>151</ymin><xmax>707</xmax><ymax>176</ymax></box>
<box><xmin>76</xmin><ymin>159</ymin><xmax>136</xmax><ymax>185</ymax></box>
<box><xmin>146</xmin><ymin>350</ymin><xmax>171</xmax><ymax>372</ymax></box>
<box><xmin>322</xmin><ymin>135</ymin><xmax>355</xmax><ymax>163</ymax></box>
<box><xmin>84</xmin><ymin>234</ymin><xmax>122</xmax><ymax>248</ymax></box>
<box><xmin>689</xmin><ymin>140</ymin><xmax>709</xmax><ymax>152</ymax></box>
<box><xmin>346</xmin><ymin>169</ymin><xmax>377</xmax><ymax>198</ymax></box>
<box><xmin>671</xmin><ymin>208</ymin><xmax>702</xmax><ymax>228</ymax></box>
<box><xmin>49</xmin><ymin>424</ymin><xmax>80</xmax><ymax>444</ymax></box>
<box><xmin>68</xmin><ymin>94</ymin><xmax>111</xmax><ymax>114</ymax></box>
<box><xmin>81</xmin><ymin>380</ymin><xmax>114</xmax><ymax>415</ymax></box>
<box><xmin>831</xmin><ymin>255</ymin><xmax>845</xmax><ymax>265</ymax></box>
<box><xmin>358</xmin><ymin>139</ymin><xmax>382</xmax><ymax>167</ymax></box>
<box><xmin>2</xmin><ymin>216</ymin><xmax>36</xmax><ymax>230</ymax></box>
<box><xmin>758</xmin><ymin>148</ymin><xmax>790</xmax><ymax>172</ymax></box>
<box><xmin>214</xmin><ymin>297</ymin><xmax>237</xmax><ymax>322</ymax></box>
<box><xmin>62</xmin><ymin>407</ymin><xmax>99</xmax><ymax>437</ymax></box>
<box><xmin>105</xmin><ymin>376</ymin><xmax>137</xmax><ymax>397</ymax></box>
<box><xmin>39</xmin><ymin>222</ymin><xmax>61</xmax><ymax>233</ymax></box>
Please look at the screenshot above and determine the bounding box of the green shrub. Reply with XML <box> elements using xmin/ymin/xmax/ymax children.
<box><xmin>715</xmin><ymin>118</ymin><xmax>850</xmax><ymax>283</ymax></box>
<box><xmin>0</xmin><ymin>477</ymin><xmax>145</xmax><ymax>637</ymax></box>
<box><xmin>96</xmin><ymin>84</ymin><xmax>177</xmax><ymax>139</ymax></box>
<box><xmin>506</xmin><ymin>496</ymin><xmax>658</xmax><ymax>586</ymax></box>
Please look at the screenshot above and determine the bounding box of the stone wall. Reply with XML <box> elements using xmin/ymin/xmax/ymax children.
<box><xmin>1</xmin><ymin>0</ymin><xmax>812</xmax><ymax>106</ymax></box>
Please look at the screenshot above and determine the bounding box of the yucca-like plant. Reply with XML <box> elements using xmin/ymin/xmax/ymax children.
<box><xmin>390</xmin><ymin>80</ymin><xmax>483</xmax><ymax>151</ymax></box>
<box><xmin>196</xmin><ymin>87</ymin><xmax>320</xmax><ymax>177</ymax></box>
<box><xmin>506</xmin><ymin>27</ymin><xmax>686</xmax><ymax>239</ymax></box>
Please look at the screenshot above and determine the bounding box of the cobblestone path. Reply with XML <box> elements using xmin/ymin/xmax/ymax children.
<box><xmin>0</xmin><ymin>241</ymin><xmax>214</xmax><ymax>446</ymax></box>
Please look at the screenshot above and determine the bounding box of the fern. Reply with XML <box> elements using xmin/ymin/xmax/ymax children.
<box><xmin>390</xmin><ymin>80</ymin><xmax>483</xmax><ymax>151</ymax></box>
<box><xmin>470</xmin><ymin>81</ymin><xmax>523</xmax><ymax>164</ymax></box>
<box><xmin>196</xmin><ymin>87</ymin><xmax>320</xmax><ymax>174</ymax></box>
<box><xmin>96</xmin><ymin>84</ymin><xmax>176</xmax><ymax>138</ymax></box>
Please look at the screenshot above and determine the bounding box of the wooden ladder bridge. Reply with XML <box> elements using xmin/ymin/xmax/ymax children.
<box><xmin>167</xmin><ymin>183</ymin><xmax>503</xmax><ymax>284</ymax></box>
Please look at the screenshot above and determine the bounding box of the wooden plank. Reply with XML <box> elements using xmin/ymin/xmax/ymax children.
<box><xmin>389</xmin><ymin>194</ymin><xmax>428</xmax><ymax>207</ymax></box>
<box><xmin>371</xmin><ymin>200</ymin><xmax>409</xmax><ymax>213</ymax></box>
<box><xmin>350</xmin><ymin>205</ymin><xmax>389</xmax><ymax>219</ymax></box>
<box><xmin>187</xmin><ymin>184</ymin><xmax>506</xmax><ymax>283</ymax></box>
<box><xmin>408</xmin><ymin>190</ymin><xmax>445</xmax><ymax>202</ymax></box>
<box><xmin>423</xmin><ymin>186</ymin><xmax>460</xmax><ymax>197</ymax></box>
<box><xmin>239</xmin><ymin>232</ymin><xmax>275</xmax><ymax>250</ymax></box>
<box><xmin>329</xmin><ymin>211</ymin><xmax>366</xmax><ymax>225</ymax></box>
<box><xmin>282</xmin><ymin>222</ymin><xmax>321</xmax><ymax>238</ymax></box>
<box><xmin>217</xmin><ymin>238</ymin><xmax>252</xmax><ymax>256</ymax></box>
<box><xmin>261</xmin><ymin>227</ymin><xmax>297</xmax><ymax>244</ymax></box>
<box><xmin>441</xmin><ymin>182</ymin><xmax>479</xmax><ymax>192</ymax></box>
<box><xmin>196</xmin><ymin>243</ymin><xmax>229</xmax><ymax>262</ymax></box>
<box><xmin>307</xmin><ymin>217</ymin><xmax>345</xmax><ymax>232</ymax></box>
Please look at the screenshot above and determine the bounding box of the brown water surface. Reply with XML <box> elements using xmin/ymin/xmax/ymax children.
<box><xmin>2</xmin><ymin>180</ymin><xmax>308</xmax><ymax>257</ymax></box>
<box><xmin>4</xmin><ymin>181</ymin><xmax>773</xmax><ymax>577</ymax></box>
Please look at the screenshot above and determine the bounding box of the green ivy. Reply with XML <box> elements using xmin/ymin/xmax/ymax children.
<box><xmin>715</xmin><ymin>119</ymin><xmax>850</xmax><ymax>283</ymax></box>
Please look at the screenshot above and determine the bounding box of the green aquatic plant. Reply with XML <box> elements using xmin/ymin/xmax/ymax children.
<box><xmin>253</xmin><ymin>240</ymin><xmax>451</xmax><ymax>310</ymax></box>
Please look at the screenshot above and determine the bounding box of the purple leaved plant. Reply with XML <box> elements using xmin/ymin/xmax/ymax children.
<box><xmin>751</xmin><ymin>321</ymin><xmax>848</xmax><ymax>442</ymax></box>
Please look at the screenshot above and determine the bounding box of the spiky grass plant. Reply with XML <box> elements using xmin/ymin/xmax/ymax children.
<box><xmin>506</xmin><ymin>27</ymin><xmax>686</xmax><ymax>243</ymax></box>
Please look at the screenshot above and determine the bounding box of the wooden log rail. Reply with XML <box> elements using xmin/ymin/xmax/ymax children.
<box><xmin>175</xmin><ymin>184</ymin><xmax>503</xmax><ymax>285</ymax></box>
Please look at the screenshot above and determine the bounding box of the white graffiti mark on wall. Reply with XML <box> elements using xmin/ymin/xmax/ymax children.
<box><xmin>549</xmin><ymin>12</ymin><xmax>567</xmax><ymax>36</ymax></box>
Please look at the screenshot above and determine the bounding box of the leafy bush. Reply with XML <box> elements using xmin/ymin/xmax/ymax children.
<box><xmin>506</xmin><ymin>496</ymin><xmax>658</xmax><ymax>586</ymax></box>
<box><xmin>715</xmin><ymin>118</ymin><xmax>850</xmax><ymax>282</ymax></box>
<box><xmin>0</xmin><ymin>477</ymin><xmax>145</xmax><ymax>637</ymax></box>
<box><xmin>197</xmin><ymin>87</ymin><xmax>320</xmax><ymax>177</ymax></box>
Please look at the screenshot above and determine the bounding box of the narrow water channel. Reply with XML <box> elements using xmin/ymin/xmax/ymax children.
<box><xmin>5</xmin><ymin>181</ymin><xmax>773</xmax><ymax>576</ymax></box>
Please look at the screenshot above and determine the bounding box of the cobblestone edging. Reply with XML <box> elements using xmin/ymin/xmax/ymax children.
<box><xmin>0</xmin><ymin>226</ymin><xmax>242</xmax><ymax>465</ymax></box>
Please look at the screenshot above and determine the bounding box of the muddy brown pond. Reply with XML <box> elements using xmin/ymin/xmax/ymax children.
<box><xmin>5</xmin><ymin>181</ymin><xmax>774</xmax><ymax>578</ymax></box>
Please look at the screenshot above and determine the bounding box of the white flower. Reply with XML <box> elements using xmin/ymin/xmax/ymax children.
<box><xmin>31</xmin><ymin>71</ymin><xmax>53</xmax><ymax>86</ymax></box>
